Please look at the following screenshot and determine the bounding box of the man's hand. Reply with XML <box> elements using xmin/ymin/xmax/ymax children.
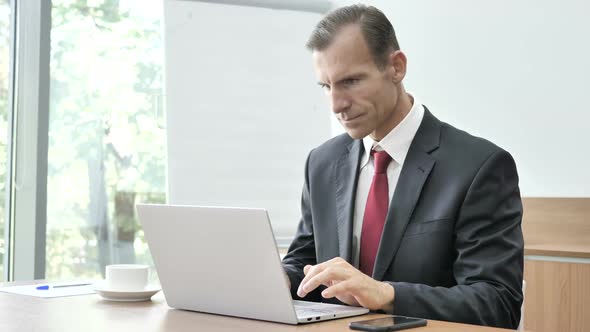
<box><xmin>296</xmin><ymin>257</ymin><xmax>394</xmax><ymax>311</ymax></box>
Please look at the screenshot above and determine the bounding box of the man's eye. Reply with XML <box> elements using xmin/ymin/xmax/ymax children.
<box><xmin>320</xmin><ymin>84</ymin><xmax>331</xmax><ymax>91</ymax></box>
<box><xmin>343</xmin><ymin>78</ymin><xmax>359</xmax><ymax>86</ymax></box>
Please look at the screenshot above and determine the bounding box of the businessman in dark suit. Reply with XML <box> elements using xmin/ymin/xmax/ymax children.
<box><xmin>281</xmin><ymin>4</ymin><xmax>524</xmax><ymax>329</ymax></box>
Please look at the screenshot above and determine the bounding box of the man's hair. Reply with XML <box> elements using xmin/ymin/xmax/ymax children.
<box><xmin>306</xmin><ymin>4</ymin><xmax>400</xmax><ymax>69</ymax></box>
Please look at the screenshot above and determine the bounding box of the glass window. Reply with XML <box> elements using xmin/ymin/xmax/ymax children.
<box><xmin>47</xmin><ymin>0</ymin><xmax>165</xmax><ymax>280</ymax></box>
<box><xmin>0</xmin><ymin>0</ymin><xmax>11</xmax><ymax>282</ymax></box>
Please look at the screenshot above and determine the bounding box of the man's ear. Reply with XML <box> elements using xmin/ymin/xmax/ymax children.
<box><xmin>387</xmin><ymin>50</ymin><xmax>407</xmax><ymax>83</ymax></box>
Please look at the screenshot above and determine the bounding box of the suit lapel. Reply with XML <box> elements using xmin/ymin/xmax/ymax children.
<box><xmin>373</xmin><ymin>108</ymin><xmax>441</xmax><ymax>280</ymax></box>
<box><xmin>334</xmin><ymin>139</ymin><xmax>364</xmax><ymax>262</ymax></box>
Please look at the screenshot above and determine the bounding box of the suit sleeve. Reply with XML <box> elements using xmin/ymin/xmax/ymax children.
<box><xmin>388</xmin><ymin>149</ymin><xmax>524</xmax><ymax>329</ymax></box>
<box><xmin>281</xmin><ymin>149</ymin><xmax>324</xmax><ymax>302</ymax></box>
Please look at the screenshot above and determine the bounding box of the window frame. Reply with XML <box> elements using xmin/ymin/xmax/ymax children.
<box><xmin>4</xmin><ymin>0</ymin><xmax>51</xmax><ymax>281</ymax></box>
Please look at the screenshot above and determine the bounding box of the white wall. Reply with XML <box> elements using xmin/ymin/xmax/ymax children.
<box><xmin>164</xmin><ymin>1</ymin><xmax>330</xmax><ymax>241</ymax></box>
<box><xmin>336</xmin><ymin>0</ymin><xmax>590</xmax><ymax>196</ymax></box>
<box><xmin>165</xmin><ymin>0</ymin><xmax>589</xmax><ymax>243</ymax></box>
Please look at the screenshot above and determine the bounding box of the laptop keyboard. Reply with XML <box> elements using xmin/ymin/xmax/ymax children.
<box><xmin>293</xmin><ymin>300</ymin><xmax>357</xmax><ymax>318</ymax></box>
<box><xmin>295</xmin><ymin>307</ymin><xmax>333</xmax><ymax>317</ymax></box>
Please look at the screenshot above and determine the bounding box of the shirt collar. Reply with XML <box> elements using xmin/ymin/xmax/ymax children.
<box><xmin>360</xmin><ymin>95</ymin><xmax>425</xmax><ymax>169</ymax></box>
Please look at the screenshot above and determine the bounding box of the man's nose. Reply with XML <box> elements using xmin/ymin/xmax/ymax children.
<box><xmin>330</xmin><ymin>90</ymin><xmax>351</xmax><ymax>114</ymax></box>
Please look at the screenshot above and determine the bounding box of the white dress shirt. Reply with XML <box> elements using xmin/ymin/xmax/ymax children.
<box><xmin>351</xmin><ymin>96</ymin><xmax>425</xmax><ymax>268</ymax></box>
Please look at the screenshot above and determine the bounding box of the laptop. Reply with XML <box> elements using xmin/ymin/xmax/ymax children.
<box><xmin>136</xmin><ymin>204</ymin><xmax>369</xmax><ymax>324</ymax></box>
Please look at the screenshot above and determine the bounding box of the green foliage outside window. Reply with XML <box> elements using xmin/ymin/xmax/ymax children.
<box><xmin>46</xmin><ymin>0</ymin><xmax>166</xmax><ymax>280</ymax></box>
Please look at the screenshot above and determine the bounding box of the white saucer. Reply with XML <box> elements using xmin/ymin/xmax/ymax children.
<box><xmin>93</xmin><ymin>282</ymin><xmax>161</xmax><ymax>302</ymax></box>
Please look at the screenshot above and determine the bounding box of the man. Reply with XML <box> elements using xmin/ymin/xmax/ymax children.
<box><xmin>281</xmin><ymin>4</ymin><xmax>524</xmax><ymax>329</ymax></box>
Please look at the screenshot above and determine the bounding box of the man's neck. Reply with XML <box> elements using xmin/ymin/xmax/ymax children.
<box><xmin>371</xmin><ymin>91</ymin><xmax>413</xmax><ymax>141</ymax></box>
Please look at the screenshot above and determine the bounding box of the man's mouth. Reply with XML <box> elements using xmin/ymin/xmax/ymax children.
<box><xmin>341</xmin><ymin>113</ymin><xmax>364</xmax><ymax>122</ymax></box>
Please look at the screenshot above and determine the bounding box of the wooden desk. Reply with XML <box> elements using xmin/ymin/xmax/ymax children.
<box><xmin>523</xmin><ymin>197</ymin><xmax>590</xmax><ymax>259</ymax></box>
<box><xmin>522</xmin><ymin>197</ymin><xmax>590</xmax><ymax>332</ymax></box>
<box><xmin>0</xmin><ymin>282</ymin><xmax>519</xmax><ymax>332</ymax></box>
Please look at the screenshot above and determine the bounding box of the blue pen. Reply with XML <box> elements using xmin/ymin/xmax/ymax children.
<box><xmin>36</xmin><ymin>283</ymin><xmax>92</xmax><ymax>290</ymax></box>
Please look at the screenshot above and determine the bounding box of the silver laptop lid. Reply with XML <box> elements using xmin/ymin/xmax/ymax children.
<box><xmin>137</xmin><ymin>204</ymin><xmax>298</xmax><ymax>324</ymax></box>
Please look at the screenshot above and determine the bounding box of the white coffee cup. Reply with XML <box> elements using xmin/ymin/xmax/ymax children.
<box><xmin>105</xmin><ymin>264</ymin><xmax>150</xmax><ymax>291</ymax></box>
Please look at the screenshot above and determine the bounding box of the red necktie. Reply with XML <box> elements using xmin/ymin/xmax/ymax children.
<box><xmin>359</xmin><ymin>150</ymin><xmax>392</xmax><ymax>276</ymax></box>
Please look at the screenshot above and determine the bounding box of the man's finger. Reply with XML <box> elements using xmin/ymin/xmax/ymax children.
<box><xmin>297</xmin><ymin>264</ymin><xmax>326</xmax><ymax>297</ymax></box>
<box><xmin>300</xmin><ymin>265</ymin><xmax>354</xmax><ymax>298</ymax></box>
<box><xmin>321</xmin><ymin>278</ymin><xmax>356</xmax><ymax>299</ymax></box>
<box><xmin>297</xmin><ymin>258</ymin><xmax>351</xmax><ymax>298</ymax></box>
<box><xmin>301</xmin><ymin>267</ymin><xmax>346</xmax><ymax>294</ymax></box>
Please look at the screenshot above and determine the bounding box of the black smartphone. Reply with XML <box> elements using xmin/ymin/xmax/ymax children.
<box><xmin>349</xmin><ymin>315</ymin><xmax>427</xmax><ymax>331</ymax></box>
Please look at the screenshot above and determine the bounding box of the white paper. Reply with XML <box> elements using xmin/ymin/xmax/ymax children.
<box><xmin>0</xmin><ymin>280</ymin><xmax>97</xmax><ymax>298</ymax></box>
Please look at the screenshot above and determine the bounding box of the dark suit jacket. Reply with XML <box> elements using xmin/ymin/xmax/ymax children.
<box><xmin>282</xmin><ymin>108</ymin><xmax>524</xmax><ymax>329</ymax></box>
